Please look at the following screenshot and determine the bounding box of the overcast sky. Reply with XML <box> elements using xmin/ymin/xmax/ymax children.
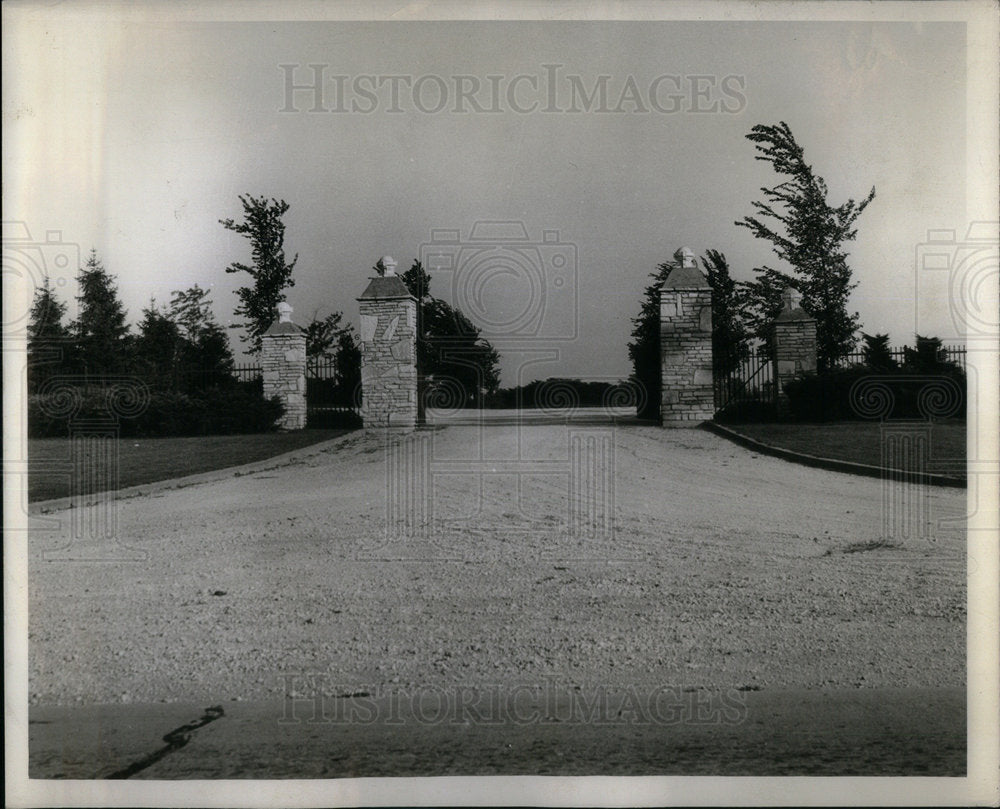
<box><xmin>4</xmin><ymin>4</ymin><xmax>992</xmax><ymax>385</ymax></box>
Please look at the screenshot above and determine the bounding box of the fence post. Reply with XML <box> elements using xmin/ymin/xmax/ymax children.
<box><xmin>357</xmin><ymin>256</ymin><xmax>418</xmax><ymax>431</ymax></box>
<box><xmin>261</xmin><ymin>302</ymin><xmax>307</xmax><ymax>430</ymax></box>
<box><xmin>660</xmin><ymin>247</ymin><xmax>714</xmax><ymax>426</ymax></box>
<box><xmin>770</xmin><ymin>287</ymin><xmax>817</xmax><ymax>418</ymax></box>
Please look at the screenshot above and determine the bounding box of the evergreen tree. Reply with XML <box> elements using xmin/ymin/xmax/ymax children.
<box><xmin>736</xmin><ymin>121</ymin><xmax>875</xmax><ymax>370</ymax></box>
<box><xmin>168</xmin><ymin>285</ymin><xmax>234</xmax><ymax>380</ymax></box>
<box><xmin>72</xmin><ymin>249</ymin><xmax>131</xmax><ymax>374</ymax></box>
<box><xmin>860</xmin><ymin>332</ymin><xmax>896</xmax><ymax>371</ymax></box>
<box><xmin>133</xmin><ymin>301</ymin><xmax>183</xmax><ymax>389</ymax></box>
<box><xmin>702</xmin><ymin>249</ymin><xmax>750</xmax><ymax>375</ymax></box>
<box><xmin>27</xmin><ymin>275</ymin><xmax>73</xmax><ymax>391</ymax></box>
<box><xmin>220</xmin><ymin>195</ymin><xmax>298</xmax><ymax>353</ymax></box>
<box><xmin>627</xmin><ymin>257</ymin><xmax>676</xmax><ymax>419</ymax></box>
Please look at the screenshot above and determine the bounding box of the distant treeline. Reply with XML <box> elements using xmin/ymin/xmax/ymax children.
<box><xmin>481</xmin><ymin>378</ymin><xmax>634</xmax><ymax>410</ymax></box>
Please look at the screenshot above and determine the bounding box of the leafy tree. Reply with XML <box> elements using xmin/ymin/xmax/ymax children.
<box><xmin>27</xmin><ymin>275</ymin><xmax>73</xmax><ymax>391</ymax></box>
<box><xmin>736</xmin><ymin>121</ymin><xmax>875</xmax><ymax>370</ymax></box>
<box><xmin>627</xmin><ymin>257</ymin><xmax>676</xmax><ymax>419</ymax></box>
<box><xmin>304</xmin><ymin>310</ymin><xmax>349</xmax><ymax>360</ymax></box>
<box><xmin>860</xmin><ymin>332</ymin><xmax>897</xmax><ymax>371</ymax></box>
<box><xmin>73</xmin><ymin>249</ymin><xmax>131</xmax><ymax>374</ymax></box>
<box><xmin>400</xmin><ymin>259</ymin><xmax>501</xmax><ymax>406</ymax></box>
<box><xmin>736</xmin><ymin>266</ymin><xmax>789</xmax><ymax>353</ymax></box>
<box><xmin>333</xmin><ymin>326</ymin><xmax>362</xmax><ymax>405</ymax></box>
<box><xmin>220</xmin><ymin>195</ymin><xmax>298</xmax><ymax>352</ymax></box>
<box><xmin>702</xmin><ymin>249</ymin><xmax>750</xmax><ymax>375</ymax></box>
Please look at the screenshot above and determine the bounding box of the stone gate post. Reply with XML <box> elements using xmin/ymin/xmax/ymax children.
<box><xmin>660</xmin><ymin>247</ymin><xmax>714</xmax><ymax>427</ymax></box>
<box><xmin>770</xmin><ymin>287</ymin><xmax>817</xmax><ymax>417</ymax></box>
<box><xmin>357</xmin><ymin>256</ymin><xmax>418</xmax><ymax>431</ymax></box>
<box><xmin>261</xmin><ymin>301</ymin><xmax>307</xmax><ymax>430</ymax></box>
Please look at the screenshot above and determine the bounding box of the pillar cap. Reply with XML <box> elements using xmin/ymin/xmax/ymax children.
<box><xmin>662</xmin><ymin>251</ymin><xmax>709</xmax><ymax>289</ymax></box>
<box><xmin>263</xmin><ymin>302</ymin><xmax>304</xmax><ymax>335</ymax></box>
<box><xmin>263</xmin><ymin>321</ymin><xmax>305</xmax><ymax>335</ymax></box>
<box><xmin>774</xmin><ymin>286</ymin><xmax>814</xmax><ymax>322</ymax></box>
<box><xmin>358</xmin><ymin>274</ymin><xmax>415</xmax><ymax>301</ymax></box>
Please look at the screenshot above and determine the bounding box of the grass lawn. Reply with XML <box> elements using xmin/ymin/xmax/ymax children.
<box><xmin>721</xmin><ymin>420</ymin><xmax>966</xmax><ymax>479</ymax></box>
<box><xmin>27</xmin><ymin>429</ymin><xmax>354</xmax><ymax>503</ymax></box>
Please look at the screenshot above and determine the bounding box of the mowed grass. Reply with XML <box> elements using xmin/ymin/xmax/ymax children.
<box><xmin>27</xmin><ymin>429</ymin><xmax>354</xmax><ymax>503</ymax></box>
<box><xmin>723</xmin><ymin>420</ymin><xmax>967</xmax><ymax>478</ymax></box>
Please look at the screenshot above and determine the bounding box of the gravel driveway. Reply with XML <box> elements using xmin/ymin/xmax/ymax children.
<box><xmin>28</xmin><ymin>422</ymin><xmax>965</xmax><ymax>708</ymax></box>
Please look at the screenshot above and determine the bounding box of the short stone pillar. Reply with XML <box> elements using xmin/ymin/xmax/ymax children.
<box><xmin>261</xmin><ymin>301</ymin><xmax>307</xmax><ymax>430</ymax></box>
<box><xmin>770</xmin><ymin>287</ymin><xmax>817</xmax><ymax>416</ymax></box>
<box><xmin>357</xmin><ymin>256</ymin><xmax>418</xmax><ymax>431</ymax></box>
<box><xmin>660</xmin><ymin>247</ymin><xmax>714</xmax><ymax>427</ymax></box>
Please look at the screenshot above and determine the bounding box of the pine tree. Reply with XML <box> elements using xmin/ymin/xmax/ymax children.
<box><xmin>702</xmin><ymin>249</ymin><xmax>750</xmax><ymax>375</ymax></box>
<box><xmin>134</xmin><ymin>301</ymin><xmax>183</xmax><ymax>389</ymax></box>
<box><xmin>73</xmin><ymin>249</ymin><xmax>131</xmax><ymax>375</ymax></box>
<box><xmin>627</xmin><ymin>257</ymin><xmax>676</xmax><ymax>419</ymax></box>
<box><xmin>860</xmin><ymin>332</ymin><xmax>896</xmax><ymax>371</ymax></box>
<box><xmin>27</xmin><ymin>275</ymin><xmax>73</xmax><ymax>391</ymax></box>
<box><xmin>736</xmin><ymin>122</ymin><xmax>875</xmax><ymax>370</ymax></box>
<box><xmin>169</xmin><ymin>285</ymin><xmax>234</xmax><ymax>380</ymax></box>
<box><xmin>220</xmin><ymin>195</ymin><xmax>298</xmax><ymax>353</ymax></box>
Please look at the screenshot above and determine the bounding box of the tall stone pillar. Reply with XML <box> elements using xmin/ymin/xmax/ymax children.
<box><xmin>261</xmin><ymin>301</ymin><xmax>307</xmax><ymax>430</ymax></box>
<box><xmin>660</xmin><ymin>247</ymin><xmax>714</xmax><ymax>427</ymax></box>
<box><xmin>357</xmin><ymin>256</ymin><xmax>418</xmax><ymax>431</ymax></box>
<box><xmin>770</xmin><ymin>287</ymin><xmax>817</xmax><ymax>417</ymax></box>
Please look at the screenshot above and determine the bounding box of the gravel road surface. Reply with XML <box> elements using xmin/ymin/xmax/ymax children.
<box><xmin>27</xmin><ymin>422</ymin><xmax>966</xmax><ymax>775</ymax></box>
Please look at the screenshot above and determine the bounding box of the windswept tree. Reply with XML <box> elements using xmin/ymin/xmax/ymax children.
<box><xmin>27</xmin><ymin>276</ymin><xmax>73</xmax><ymax>391</ymax></box>
<box><xmin>220</xmin><ymin>195</ymin><xmax>298</xmax><ymax>352</ymax></box>
<box><xmin>73</xmin><ymin>249</ymin><xmax>131</xmax><ymax>374</ymax></box>
<box><xmin>736</xmin><ymin>121</ymin><xmax>875</xmax><ymax>370</ymax></box>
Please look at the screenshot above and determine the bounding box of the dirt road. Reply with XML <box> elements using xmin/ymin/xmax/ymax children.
<box><xmin>27</xmin><ymin>421</ymin><xmax>966</xmax><ymax>774</ymax></box>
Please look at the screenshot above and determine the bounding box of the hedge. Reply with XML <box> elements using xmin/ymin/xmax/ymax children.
<box><xmin>29</xmin><ymin>385</ymin><xmax>284</xmax><ymax>438</ymax></box>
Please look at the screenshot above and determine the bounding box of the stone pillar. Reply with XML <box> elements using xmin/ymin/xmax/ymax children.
<box><xmin>357</xmin><ymin>256</ymin><xmax>418</xmax><ymax>431</ymax></box>
<box><xmin>660</xmin><ymin>247</ymin><xmax>714</xmax><ymax>427</ymax></box>
<box><xmin>770</xmin><ymin>287</ymin><xmax>817</xmax><ymax>417</ymax></box>
<box><xmin>261</xmin><ymin>301</ymin><xmax>307</xmax><ymax>430</ymax></box>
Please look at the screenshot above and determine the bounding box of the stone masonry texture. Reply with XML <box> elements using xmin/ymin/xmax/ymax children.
<box><xmin>660</xmin><ymin>286</ymin><xmax>714</xmax><ymax>427</ymax></box>
<box><xmin>261</xmin><ymin>330</ymin><xmax>307</xmax><ymax>431</ymax></box>
<box><xmin>771</xmin><ymin>316</ymin><xmax>817</xmax><ymax>416</ymax></box>
<box><xmin>357</xmin><ymin>286</ymin><xmax>418</xmax><ymax>431</ymax></box>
